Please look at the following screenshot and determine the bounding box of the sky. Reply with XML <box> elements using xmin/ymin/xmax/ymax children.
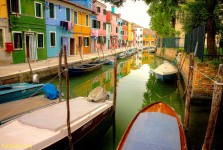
<box><xmin>100</xmin><ymin>0</ymin><xmax>151</xmax><ymax>28</ymax></box>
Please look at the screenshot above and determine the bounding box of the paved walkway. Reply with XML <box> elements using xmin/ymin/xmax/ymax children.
<box><xmin>0</xmin><ymin>48</ymin><xmax>130</xmax><ymax>80</ymax></box>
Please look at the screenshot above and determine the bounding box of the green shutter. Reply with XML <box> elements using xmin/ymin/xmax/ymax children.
<box><xmin>0</xmin><ymin>29</ymin><xmax>3</xmax><ymax>48</ymax></box>
<box><xmin>38</xmin><ymin>34</ymin><xmax>43</xmax><ymax>48</ymax></box>
<box><xmin>66</xmin><ymin>8</ymin><xmax>70</xmax><ymax>21</ymax></box>
<box><xmin>36</xmin><ymin>3</ymin><xmax>41</xmax><ymax>17</ymax></box>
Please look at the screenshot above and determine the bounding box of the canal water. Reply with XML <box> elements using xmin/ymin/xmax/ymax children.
<box><xmin>42</xmin><ymin>51</ymin><xmax>223</xmax><ymax>150</ymax></box>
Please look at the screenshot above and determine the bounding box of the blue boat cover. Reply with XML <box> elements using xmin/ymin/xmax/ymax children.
<box><xmin>43</xmin><ymin>84</ymin><xmax>59</xmax><ymax>100</ymax></box>
<box><xmin>123</xmin><ymin>112</ymin><xmax>181</xmax><ymax>150</ymax></box>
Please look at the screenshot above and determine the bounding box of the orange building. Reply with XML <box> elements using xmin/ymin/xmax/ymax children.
<box><xmin>143</xmin><ymin>28</ymin><xmax>157</xmax><ymax>46</ymax></box>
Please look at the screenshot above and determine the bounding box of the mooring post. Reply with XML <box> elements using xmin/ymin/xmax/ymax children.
<box><xmin>113</xmin><ymin>57</ymin><xmax>117</xmax><ymax>112</ymax></box>
<box><xmin>58</xmin><ymin>49</ymin><xmax>62</xmax><ymax>103</ymax></box>
<box><xmin>63</xmin><ymin>46</ymin><xmax>74</xmax><ymax>150</ymax></box>
<box><xmin>184</xmin><ymin>53</ymin><xmax>194</xmax><ymax>129</ymax></box>
<box><xmin>202</xmin><ymin>64</ymin><xmax>223</xmax><ymax>150</ymax></box>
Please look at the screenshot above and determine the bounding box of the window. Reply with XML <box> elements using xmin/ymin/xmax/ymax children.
<box><xmin>37</xmin><ymin>33</ymin><xmax>44</xmax><ymax>48</ymax></box>
<box><xmin>89</xmin><ymin>3</ymin><xmax>92</xmax><ymax>10</ymax></box>
<box><xmin>140</xmin><ymin>29</ymin><xmax>142</xmax><ymax>31</ymax></box>
<box><xmin>92</xmin><ymin>19</ymin><xmax>97</xmax><ymax>28</ymax></box>
<box><xmin>10</xmin><ymin>0</ymin><xmax>20</xmax><ymax>14</ymax></box>
<box><xmin>74</xmin><ymin>11</ymin><xmax>78</xmax><ymax>24</ymax></box>
<box><xmin>108</xmin><ymin>25</ymin><xmax>111</xmax><ymax>33</ymax></box>
<box><xmin>0</xmin><ymin>29</ymin><xmax>4</xmax><ymax>49</ymax></box>
<box><xmin>13</xmin><ymin>32</ymin><xmax>22</xmax><ymax>49</ymax></box>
<box><xmin>140</xmin><ymin>34</ymin><xmax>142</xmax><ymax>37</ymax></box>
<box><xmin>103</xmin><ymin>22</ymin><xmax>106</xmax><ymax>30</ymax></box>
<box><xmin>35</xmin><ymin>2</ymin><xmax>42</xmax><ymax>18</ymax></box>
<box><xmin>98</xmin><ymin>21</ymin><xmax>101</xmax><ymax>29</ymax></box>
<box><xmin>78</xmin><ymin>36</ymin><xmax>82</xmax><ymax>46</ymax></box>
<box><xmin>103</xmin><ymin>9</ymin><xmax>106</xmax><ymax>15</ymax></box>
<box><xmin>116</xmin><ymin>27</ymin><xmax>118</xmax><ymax>33</ymax></box>
<box><xmin>49</xmin><ymin>3</ymin><xmax>55</xmax><ymax>18</ymax></box>
<box><xmin>97</xmin><ymin>7</ymin><xmax>100</xmax><ymax>13</ymax></box>
<box><xmin>66</xmin><ymin>8</ymin><xmax>70</xmax><ymax>21</ymax></box>
<box><xmin>86</xmin><ymin>15</ymin><xmax>89</xmax><ymax>26</ymax></box>
<box><xmin>50</xmin><ymin>32</ymin><xmax>56</xmax><ymax>47</ymax></box>
<box><xmin>84</xmin><ymin>37</ymin><xmax>89</xmax><ymax>46</ymax></box>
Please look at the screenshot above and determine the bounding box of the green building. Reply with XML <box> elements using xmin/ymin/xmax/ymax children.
<box><xmin>9</xmin><ymin>0</ymin><xmax>47</xmax><ymax>63</ymax></box>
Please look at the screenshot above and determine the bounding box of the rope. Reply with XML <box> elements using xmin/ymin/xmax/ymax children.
<box><xmin>191</xmin><ymin>66</ymin><xmax>223</xmax><ymax>85</ymax></box>
<box><xmin>1</xmin><ymin>70</ymin><xmax>66</xmax><ymax>121</ymax></box>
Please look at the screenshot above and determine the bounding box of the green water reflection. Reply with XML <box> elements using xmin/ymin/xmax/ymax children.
<box><xmin>42</xmin><ymin>51</ymin><xmax>222</xmax><ymax>150</ymax></box>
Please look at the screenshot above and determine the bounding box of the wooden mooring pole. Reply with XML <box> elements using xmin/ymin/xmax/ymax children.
<box><xmin>184</xmin><ymin>53</ymin><xmax>194</xmax><ymax>129</ymax></box>
<box><xmin>63</xmin><ymin>46</ymin><xmax>74</xmax><ymax>150</ymax></box>
<box><xmin>202</xmin><ymin>64</ymin><xmax>223</xmax><ymax>150</ymax></box>
<box><xmin>113</xmin><ymin>57</ymin><xmax>117</xmax><ymax>111</ymax></box>
<box><xmin>58</xmin><ymin>49</ymin><xmax>62</xmax><ymax>103</ymax></box>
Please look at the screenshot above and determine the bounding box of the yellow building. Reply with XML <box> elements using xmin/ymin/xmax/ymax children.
<box><xmin>0</xmin><ymin>0</ymin><xmax>12</xmax><ymax>65</ymax></box>
<box><xmin>72</xmin><ymin>5</ymin><xmax>94</xmax><ymax>54</ymax></box>
<box><xmin>143</xmin><ymin>28</ymin><xmax>156</xmax><ymax>46</ymax></box>
<box><xmin>127</xmin><ymin>22</ymin><xmax>133</xmax><ymax>46</ymax></box>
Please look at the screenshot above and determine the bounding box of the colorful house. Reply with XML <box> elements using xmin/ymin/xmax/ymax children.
<box><xmin>8</xmin><ymin>0</ymin><xmax>47</xmax><ymax>64</ymax></box>
<box><xmin>127</xmin><ymin>22</ymin><xmax>133</xmax><ymax>47</ymax></box>
<box><xmin>106</xmin><ymin>22</ymin><xmax>111</xmax><ymax>50</ymax></box>
<box><xmin>0</xmin><ymin>0</ymin><xmax>12</xmax><ymax>65</ymax></box>
<box><xmin>132</xmin><ymin>23</ymin><xmax>143</xmax><ymax>47</ymax></box>
<box><xmin>95</xmin><ymin>1</ymin><xmax>107</xmax><ymax>51</ymax></box>
<box><xmin>69</xmin><ymin>1</ymin><xmax>94</xmax><ymax>54</ymax></box>
<box><xmin>118</xmin><ymin>17</ymin><xmax>123</xmax><ymax>48</ymax></box>
<box><xmin>143</xmin><ymin>28</ymin><xmax>156</xmax><ymax>46</ymax></box>
<box><xmin>45</xmin><ymin>0</ymin><xmax>74</xmax><ymax>57</ymax></box>
<box><xmin>122</xmin><ymin>19</ymin><xmax>128</xmax><ymax>47</ymax></box>
<box><xmin>106</xmin><ymin>11</ymin><xmax>119</xmax><ymax>49</ymax></box>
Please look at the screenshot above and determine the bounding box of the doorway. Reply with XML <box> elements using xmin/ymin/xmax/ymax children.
<box><xmin>25</xmin><ymin>34</ymin><xmax>37</xmax><ymax>61</ymax></box>
<box><xmin>70</xmin><ymin>38</ymin><xmax>75</xmax><ymax>55</ymax></box>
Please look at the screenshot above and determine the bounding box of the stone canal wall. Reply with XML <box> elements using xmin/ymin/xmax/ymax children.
<box><xmin>156</xmin><ymin>48</ymin><xmax>218</xmax><ymax>100</ymax></box>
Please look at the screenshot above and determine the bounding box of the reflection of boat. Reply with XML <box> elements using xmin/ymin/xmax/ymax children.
<box><xmin>153</xmin><ymin>61</ymin><xmax>178</xmax><ymax>81</ymax></box>
<box><xmin>66</xmin><ymin>63</ymin><xmax>102</xmax><ymax>77</ymax></box>
<box><xmin>117</xmin><ymin>101</ymin><xmax>187</xmax><ymax>150</ymax></box>
<box><xmin>0</xmin><ymin>83</ymin><xmax>44</xmax><ymax>104</ymax></box>
<box><xmin>0</xmin><ymin>97</ymin><xmax>113</xmax><ymax>149</ymax></box>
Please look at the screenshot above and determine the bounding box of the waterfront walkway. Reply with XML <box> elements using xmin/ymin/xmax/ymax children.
<box><xmin>0</xmin><ymin>47</ymin><xmax>136</xmax><ymax>83</ymax></box>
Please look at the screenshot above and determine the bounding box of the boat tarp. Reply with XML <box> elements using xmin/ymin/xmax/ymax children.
<box><xmin>43</xmin><ymin>83</ymin><xmax>59</xmax><ymax>100</ymax></box>
<box><xmin>18</xmin><ymin>98</ymin><xmax>110</xmax><ymax>131</ymax></box>
<box><xmin>122</xmin><ymin>112</ymin><xmax>181</xmax><ymax>150</ymax></box>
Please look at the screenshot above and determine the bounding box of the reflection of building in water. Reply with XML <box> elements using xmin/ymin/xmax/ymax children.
<box><xmin>142</xmin><ymin>51</ymin><xmax>154</xmax><ymax>65</ymax></box>
<box><xmin>133</xmin><ymin>53</ymin><xmax>142</xmax><ymax>69</ymax></box>
<box><xmin>72</xmin><ymin>69</ymin><xmax>114</xmax><ymax>97</ymax></box>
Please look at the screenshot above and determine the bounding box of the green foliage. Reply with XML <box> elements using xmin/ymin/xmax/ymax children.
<box><xmin>211</xmin><ymin>59</ymin><xmax>221</xmax><ymax>67</ymax></box>
<box><xmin>144</xmin><ymin>0</ymin><xmax>181</xmax><ymax>38</ymax></box>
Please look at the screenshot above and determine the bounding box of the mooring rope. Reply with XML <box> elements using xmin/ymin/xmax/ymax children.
<box><xmin>191</xmin><ymin>66</ymin><xmax>223</xmax><ymax>85</ymax></box>
<box><xmin>1</xmin><ymin>69</ymin><xmax>66</xmax><ymax>121</ymax></box>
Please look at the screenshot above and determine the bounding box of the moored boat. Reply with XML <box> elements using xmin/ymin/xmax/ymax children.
<box><xmin>0</xmin><ymin>83</ymin><xmax>44</xmax><ymax>104</ymax></box>
<box><xmin>0</xmin><ymin>97</ymin><xmax>113</xmax><ymax>149</ymax></box>
<box><xmin>148</xmin><ymin>46</ymin><xmax>157</xmax><ymax>53</ymax></box>
<box><xmin>117</xmin><ymin>101</ymin><xmax>187</xmax><ymax>150</ymax></box>
<box><xmin>66</xmin><ymin>63</ymin><xmax>102</xmax><ymax>77</ymax></box>
<box><xmin>153</xmin><ymin>61</ymin><xmax>178</xmax><ymax>81</ymax></box>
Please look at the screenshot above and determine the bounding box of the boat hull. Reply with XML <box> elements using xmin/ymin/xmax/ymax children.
<box><xmin>0</xmin><ymin>83</ymin><xmax>44</xmax><ymax>104</ymax></box>
<box><xmin>155</xmin><ymin>73</ymin><xmax>177</xmax><ymax>81</ymax></box>
<box><xmin>117</xmin><ymin>102</ymin><xmax>187</xmax><ymax>150</ymax></box>
<box><xmin>67</xmin><ymin>63</ymin><xmax>102</xmax><ymax>77</ymax></box>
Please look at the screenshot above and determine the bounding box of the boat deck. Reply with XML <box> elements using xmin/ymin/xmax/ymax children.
<box><xmin>0</xmin><ymin>95</ymin><xmax>58</xmax><ymax>122</ymax></box>
<box><xmin>0</xmin><ymin>97</ymin><xmax>113</xmax><ymax>150</ymax></box>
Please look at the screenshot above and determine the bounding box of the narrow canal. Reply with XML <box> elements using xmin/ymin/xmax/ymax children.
<box><xmin>42</xmin><ymin>51</ymin><xmax>223</xmax><ymax>150</ymax></box>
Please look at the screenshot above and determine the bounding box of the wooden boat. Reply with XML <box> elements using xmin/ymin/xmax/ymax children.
<box><xmin>148</xmin><ymin>46</ymin><xmax>157</xmax><ymax>53</ymax></box>
<box><xmin>0</xmin><ymin>97</ymin><xmax>113</xmax><ymax>149</ymax></box>
<box><xmin>0</xmin><ymin>82</ymin><xmax>44</xmax><ymax>104</ymax></box>
<box><xmin>67</xmin><ymin>63</ymin><xmax>102</xmax><ymax>77</ymax></box>
<box><xmin>117</xmin><ymin>101</ymin><xmax>187</xmax><ymax>150</ymax></box>
<box><xmin>153</xmin><ymin>61</ymin><xmax>178</xmax><ymax>81</ymax></box>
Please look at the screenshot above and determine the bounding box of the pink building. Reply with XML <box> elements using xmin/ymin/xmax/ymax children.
<box><xmin>106</xmin><ymin>11</ymin><xmax>119</xmax><ymax>49</ymax></box>
<box><xmin>95</xmin><ymin>0</ymin><xmax>107</xmax><ymax>51</ymax></box>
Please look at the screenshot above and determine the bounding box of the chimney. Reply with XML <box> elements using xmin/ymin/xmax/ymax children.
<box><xmin>111</xmin><ymin>6</ymin><xmax>115</xmax><ymax>13</ymax></box>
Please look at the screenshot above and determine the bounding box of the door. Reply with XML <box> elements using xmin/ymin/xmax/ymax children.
<box><xmin>26</xmin><ymin>34</ymin><xmax>37</xmax><ymax>61</ymax></box>
<box><xmin>70</xmin><ymin>38</ymin><xmax>75</xmax><ymax>55</ymax></box>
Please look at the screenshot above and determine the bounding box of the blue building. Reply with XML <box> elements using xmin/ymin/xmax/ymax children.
<box><xmin>45</xmin><ymin>1</ymin><xmax>73</xmax><ymax>57</ymax></box>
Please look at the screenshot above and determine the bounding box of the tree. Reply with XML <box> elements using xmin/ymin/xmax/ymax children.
<box><xmin>180</xmin><ymin>0</ymin><xmax>222</xmax><ymax>55</ymax></box>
